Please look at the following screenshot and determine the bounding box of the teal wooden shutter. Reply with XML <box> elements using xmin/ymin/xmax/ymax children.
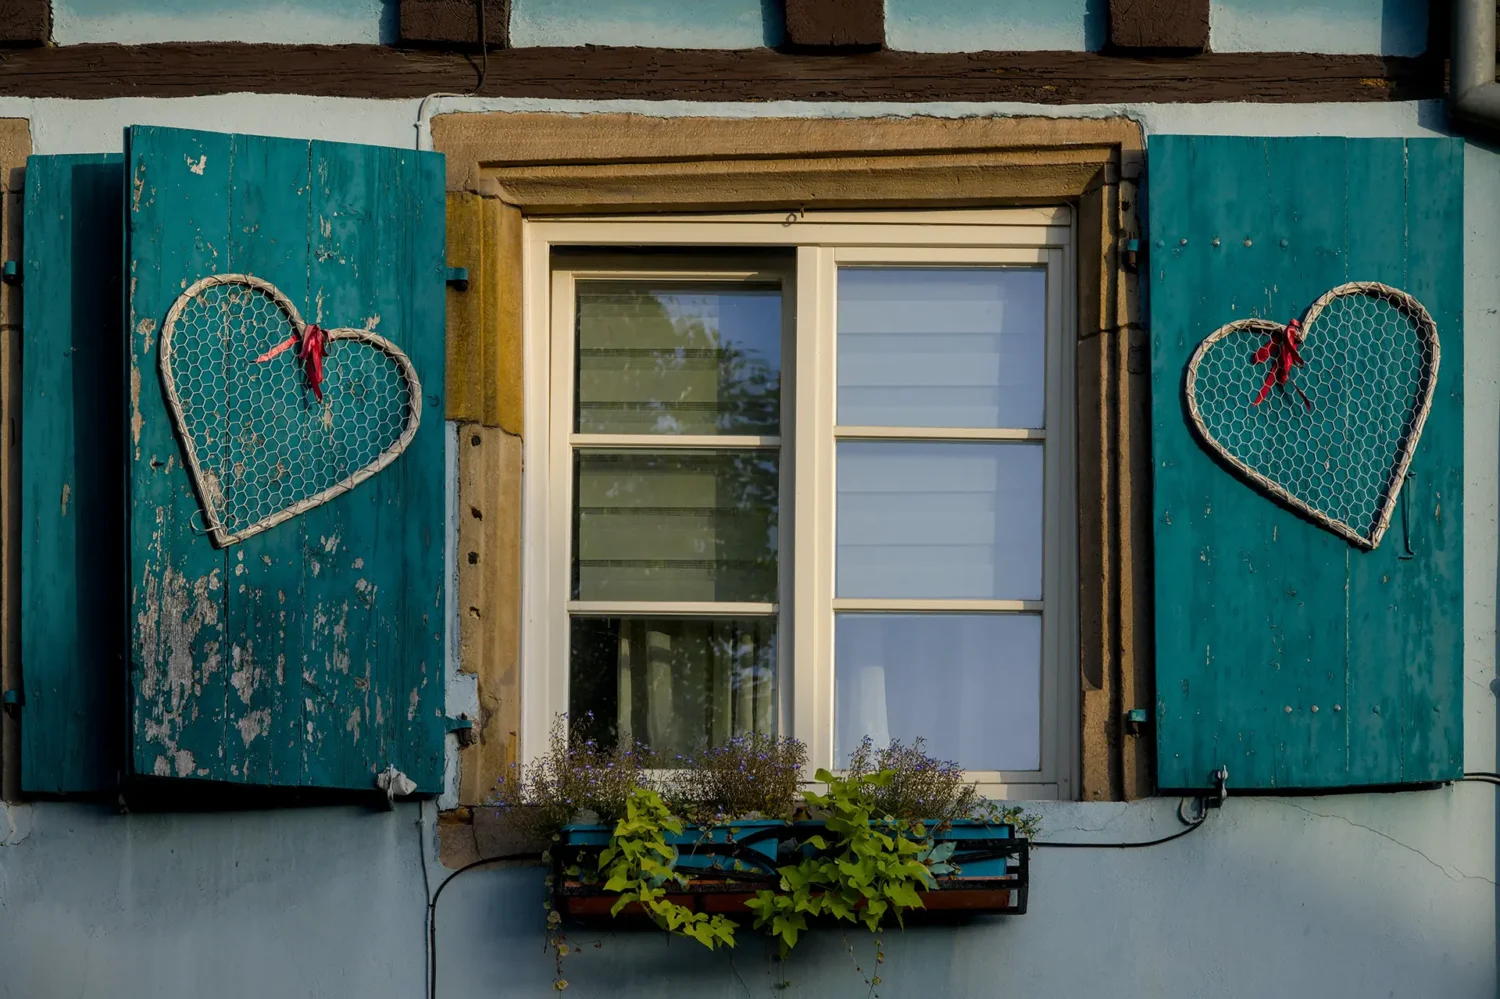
<box><xmin>126</xmin><ymin>126</ymin><xmax>448</xmax><ymax>791</ymax></box>
<box><xmin>1150</xmin><ymin>136</ymin><xmax>1464</xmax><ymax>791</ymax></box>
<box><xmin>20</xmin><ymin>154</ymin><xmax>126</xmax><ymax>793</ymax></box>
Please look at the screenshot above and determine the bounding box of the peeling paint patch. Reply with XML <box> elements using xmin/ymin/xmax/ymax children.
<box><xmin>60</xmin><ymin>483</ymin><xmax>70</xmax><ymax>517</ymax></box>
<box><xmin>237</xmin><ymin>708</ymin><xmax>271</xmax><ymax>747</ymax></box>
<box><xmin>129</xmin><ymin>365</ymin><xmax>143</xmax><ymax>454</ymax></box>
<box><xmin>347</xmin><ymin>706</ymin><xmax>362</xmax><ymax>743</ymax></box>
<box><xmin>186</xmin><ymin>154</ymin><xmax>207</xmax><ymax>175</ymax></box>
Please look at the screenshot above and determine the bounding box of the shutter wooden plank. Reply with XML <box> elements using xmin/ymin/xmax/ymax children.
<box><xmin>20</xmin><ymin>154</ymin><xmax>125</xmax><ymax>793</ymax></box>
<box><xmin>127</xmin><ymin>126</ymin><xmax>447</xmax><ymax>791</ymax></box>
<box><xmin>222</xmin><ymin>133</ymin><xmax>313</xmax><ymax>786</ymax></box>
<box><xmin>1342</xmin><ymin>138</ymin><xmax>1418</xmax><ymax>784</ymax></box>
<box><xmin>1151</xmin><ymin>135</ymin><xmax>1465</xmax><ymax>790</ymax></box>
<box><xmin>128</xmin><ymin>127</ymin><xmax>235</xmax><ymax>781</ymax></box>
<box><xmin>302</xmin><ymin>139</ymin><xmax>447</xmax><ymax>790</ymax></box>
<box><xmin>1382</xmin><ymin>138</ymin><xmax>1463</xmax><ymax>779</ymax></box>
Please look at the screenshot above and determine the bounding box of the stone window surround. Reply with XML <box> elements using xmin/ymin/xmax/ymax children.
<box><xmin>433</xmin><ymin>111</ymin><xmax>1152</xmax><ymax>842</ymax></box>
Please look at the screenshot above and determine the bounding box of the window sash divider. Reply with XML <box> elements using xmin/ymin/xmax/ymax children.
<box><xmin>567</xmin><ymin>601</ymin><xmax>779</xmax><ymax>617</ymax></box>
<box><xmin>570</xmin><ymin>433</ymin><xmax>780</xmax><ymax>449</ymax></box>
<box><xmin>830</xmin><ymin>598</ymin><xmax>1043</xmax><ymax>613</ymax></box>
<box><xmin>833</xmin><ymin>426</ymin><xmax>1044</xmax><ymax>442</ymax></box>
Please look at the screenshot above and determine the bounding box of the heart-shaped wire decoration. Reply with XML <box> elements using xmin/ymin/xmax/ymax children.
<box><xmin>1184</xmin><ymin>281</ymin><xmax>1439</xmax><ymax>550</ymax></box>
<box><xmin>159</xmin><ymin>273</ymin><xmax>423</xmax><ymax>548</ymax></box>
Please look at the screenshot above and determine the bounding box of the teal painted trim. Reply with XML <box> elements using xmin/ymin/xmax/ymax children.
<box><xmin>887</xmin><ymin>0</ymin><xmax>1105</xmax><ymax>52</ymax></box>
<box><xmin>510</xmin><ymin>0</ymin><xmax>783</xmax><ymax>48</ymax></box>
<box><xmin>21</xmin><ymin>153</ymin><xmax>127</xmax><ymax>794</ymax></box>
<box><xmin>1150</xmin><ymin>135</ymin><xmax>1464</xmax><ymax>791</ymax></box>
<box><xmin>126</xmin><ymin>126</ymin><xmax>447</xmax><ymax>792</ymax></box>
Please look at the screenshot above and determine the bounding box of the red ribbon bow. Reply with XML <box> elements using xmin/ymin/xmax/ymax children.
<box><xmin>1251</xmin><ymin>318</ymin><xmax>1311</xmax><ymax>411</ymax></box>
<box><xmin>254</xmin><ymin>324</ymin><xmax>330</xmax><ymax>401</ymax></box>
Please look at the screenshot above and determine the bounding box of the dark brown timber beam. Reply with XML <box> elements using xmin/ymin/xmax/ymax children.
<box><xmin>783</xmin><ymin>0</ymin><xmax>885</xmax><ymax>51</ymax></box>
<box><xmin>1108</xmin><ymin>0</ymin><xmax>1210</xmax><ymax>53</ymax></box>
<box><xmin>0</xmin><ymin>0</ymin><xmax>50</xmax><ymax>45</ymax></box>
<box><xmin>0</xmin><ymin>44</ymin><xmax>1439</xmax><ymax>103</ymax></box>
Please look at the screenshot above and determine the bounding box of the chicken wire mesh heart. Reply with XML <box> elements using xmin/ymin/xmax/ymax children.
<box><xmin>1183</xmin><ymin>281</ymin><xmax>1439</xmax><ymax>550</ymax></box>
<box><xmin>159</xmin><ymin>273</ymin><xmax>423</xmax><ymax>548</ymax></box>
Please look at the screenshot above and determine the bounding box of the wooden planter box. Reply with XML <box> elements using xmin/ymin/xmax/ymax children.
<box><xmin>552</xmin><ymin>818</ymin><xmax>1029</xmax><ymax>922</ymax></box>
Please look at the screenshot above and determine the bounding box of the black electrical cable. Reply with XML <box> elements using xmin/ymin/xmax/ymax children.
<box><xmin>429</xmin><ymin>852</ymin><xmax>544</xmax><ymax>999</ymax></box>
<box><xmin>473</xmin><ymin>0</ymin><xmax>489</xmax><ymax>94</ymax></box>
<box><xmin>1463</xmin><ymin>772</ymin><xmax>1500</xmax><ymax>782</ymax></box>
<box><xmin>1032</xmin><ymin>797</ymin><xmax>1212</xmax><ymax>849</ymax></box>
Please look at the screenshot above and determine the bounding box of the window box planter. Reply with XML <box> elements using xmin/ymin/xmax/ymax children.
<box><xmin>552</xmin><ymin>818</ymin><xmax>1029</xmax><ymax>921</ymax></box>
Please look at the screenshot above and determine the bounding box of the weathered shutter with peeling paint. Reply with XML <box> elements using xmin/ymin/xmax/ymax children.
<box><xmin>126</xmin><ymin>126</ymin><xmax>447</xmax><ymax>791</ymax></box>
<box><xmin>1150</xmin><ymin>136</ymin><xmax>1464</xmax><ymax>791</ymax></box>
<box><xmin>20</xmin><ymin>153</ymin><xmax>127</xmax><ymax>793</ymax></box>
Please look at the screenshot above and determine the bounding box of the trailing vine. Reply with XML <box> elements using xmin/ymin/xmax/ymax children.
<box><xmin>745</xmin><ymin>768</ymin><xmax>956</xmax><ymax>956</ymax></box>
<box><xmin>598</xmin><ymin>787</ymin><xmax>739</xmax><ymax>950</ymax></box>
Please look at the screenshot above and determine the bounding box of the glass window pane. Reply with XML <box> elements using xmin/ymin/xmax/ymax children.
<box><xmin>573</xmin><ymin>449</ymin><xmax>778</xmax><ymax>602</ymax></box>
<box><xmin>834</xmin><ymin>614</ymin><xmax>1040</xmax><ymax>772</ymax></box>
<box><xmin>571</xmin><ymin>616</ymin><xmax>776</xmax><ymax>756</ymax></box>
<box><xmin>576</xmin><ymin>281</ymin><xmax>782</xmax><ymax>435</ymax></box>
<box><xmin>837</xmin><ymin>267</ymin><xmax>1046</xmax><ymax>429</ymax></box>
<box><xmin>836</xmin><ymin>441</ymin><xmax>1042</xmax><ymax>600</ymax></box>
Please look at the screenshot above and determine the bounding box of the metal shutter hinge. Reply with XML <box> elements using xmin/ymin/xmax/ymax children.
<box><xmin>446</xmin><ymin>714</ymin><xmax>476</xmax><ymax>746</ymax></box>
<box><xmin>446</xmin><ymin>266</ymin><xmax>470</xmax><ymax>290</ymax></box>
<box><xmin>2</xmin><ymin>261</ymin><xmax>19</xmax><ymax>285</ymax></box>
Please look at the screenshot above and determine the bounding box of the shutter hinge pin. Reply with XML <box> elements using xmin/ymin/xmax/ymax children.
<box><xmin>2</xmin><ymin>261</ymin><xmax>19</xmax><ymax>285</ymax></box>
<box><xmin>1206</xmin><ymin>766</ymin><xmax>1229</xmax><ymax>808</ymax></box>
<box><xmin>1124</xmin><ymin>707</ymin><xmax>1149</xmax><ymax>735</ymax></box>
<box><xmin>446</xmin><ymin>713</ymin><xmax>477</xmax><ymax>747</ymax></box>
<box><xmin>446</xmin><ymin>266</ymin><xmax>470</xmax><ymax>291</ymax></box>
<box><xmin>2</xmin><ymin>687</ymin><xmax>23</xmax><ymax>717</ymax></box>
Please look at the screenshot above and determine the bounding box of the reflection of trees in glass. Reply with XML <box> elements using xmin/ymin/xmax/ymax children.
<box><xmin>570</xmin><ymin>616</ymin><xmax>776</xmax><ymax>757</ymax></box>
<box><xmin>571</xmin><ymin>450</ymin><xmax>778</xmax><ymax>603</ymax></box>
<box><xmin>575</xmin><ymin>284</ymin><xmax>781</xmax><ymax>436</ymax></box>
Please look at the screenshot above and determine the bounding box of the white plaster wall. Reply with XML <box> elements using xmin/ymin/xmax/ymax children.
<box><xmin>0</xmin><ymin>94</ymin><xmax>1493</xmax><ymax>998</ymax></box>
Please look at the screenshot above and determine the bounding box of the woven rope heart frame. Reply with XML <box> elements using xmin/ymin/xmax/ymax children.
<box><xmin>1183</xmin><ymin>281</ymin><xmax>1439</xmax><ymax>551</ymax></box>
<box><xmin>159</xmin><ymin>273</ymin><xmax>423</xmax><ymax>548</ymax></box>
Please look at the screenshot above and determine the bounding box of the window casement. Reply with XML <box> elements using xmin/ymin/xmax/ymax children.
<box><xmin>523</xmin><ymin>210</ymin><xmax>1077</xmax><ymax>799</ymax></box>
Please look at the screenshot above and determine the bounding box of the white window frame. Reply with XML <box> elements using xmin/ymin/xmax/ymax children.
<box><xmin>522</xmin><ymin>209</ymin><xmax>1077</xmax><ymax>800</ymax></box>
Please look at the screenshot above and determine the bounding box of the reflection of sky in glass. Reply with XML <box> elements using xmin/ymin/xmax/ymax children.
<box><xmin>576</xmin><ymin>283</ymin><xmax>781</xmax><ymax>436</ymax></box>
<box><xmin>836</xmin><ymin>441</ymin><xmax>1044</xmax><ymax>600</ymax></box>
<box><xmin>838</xmin><ymin>267</ymin><xmax>1047</xmax><ymax>429</ymax></box>
<box><xmin>834</xmin><ymin>613</ymin><xmax>1042</xmax><ymax>772</ymax></box>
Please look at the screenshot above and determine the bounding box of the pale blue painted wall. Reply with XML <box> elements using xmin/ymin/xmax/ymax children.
<box><xmin>52</xmin><ymin>0</ymin><xmax>398</xmax><ymax>44</ymax></box>
<box><xmin>887</xmin><ymin>0</ymin><xmax>1106</xmax><ymax>52</ymax></box>
<box><xmin>510</xmin><ymin>0</ymin><xmax>783</xmax><ymax>47</ymax></box>
<box><xmin>0</xmin><ymin>91</ymin><xmax>1493</xmax><ymax>999</ymax></box>
<box><xmin>46</xmin><ymin>0</ymin><xmax>1431</xmax><ymax>54</ymax></box>
<box><xmin>1211</xmin><ymin>0</ymin><xmax>1428</xmax><ymax>55</ymax></box>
